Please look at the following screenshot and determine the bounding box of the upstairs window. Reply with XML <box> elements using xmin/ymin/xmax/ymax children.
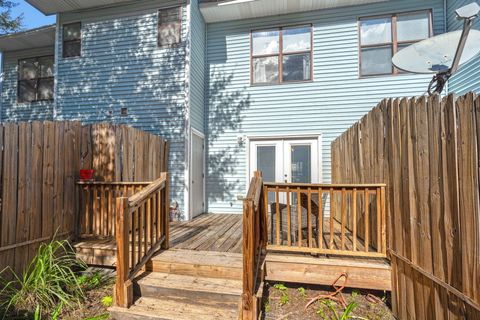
<box><xmin>63</xmin><ymin>22</ymin><xmax>82</xmax><ymax>58</ymax></box>
<box><xmin>18</xmin><ymin>56</ymin><xmax>54</xmax><ymax>103</ymax></box>
<box><xmin>359</xmin><ymin>10</ymin><xmax>432</xmax><ymax>76</ymax></box>
<box><xmin>251</xmin><ymin>25</ymin><xmax>313</xmax><ymax>85</ymax></box>
<box><xmin>158</xmin><ymin>7</ymin><xmax>182</xmax><ymax>47</ymax></box>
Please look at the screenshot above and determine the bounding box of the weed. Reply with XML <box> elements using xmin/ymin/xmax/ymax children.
<box><xmin>319</xmin><ymin>301</ymin><xmax>369</xmax><ymax>320</ymax></box>
<box><xmin>0</xmin><ymin>239</ymin><xmax>86</xmax><ymax>319</ymax></box>
<box><xmin>298</xmin><ymin>287</ymin><xmax>307</xmax><ymax>297</ymax></box>
<box><xmin>101</xmin><ymin>296</ymin><xmax>113</xmax><ymax>308</ymax></box>
<box><xmin>264</xmin><ymin>300</ymin><xmax>271</xmax><ymax>313</ymax></box>
<box><xmin>84</xmin><ymin>314</ymin><xmax>110</xmax><ymax>320</ymax></box>
<box><xmin>280</xmin><ymin>294</ymin><xmax>289</xmax><ymax>306</ymax></box>
<box><xmin>274</xmin><ymin>283</ymin><xmax>288</xmax><ymax>291</ymax></box>
<box><xmin>351</xmin><ymin>289</ymin><xmax>360</xmax><ymax>298</ymax></box>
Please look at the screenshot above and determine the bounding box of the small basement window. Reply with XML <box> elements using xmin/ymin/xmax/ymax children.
<box><xmin>158</xmin><ymin>7</ymin><xmax>182</xmax><ymax>47</ymax></box>
<box><xmin>359</xmin><ymin>10</ymin><xmax>432</xmax><ymax>76</ymax></box>
<box><xmin>63</xmin><ymin>22</ymin><xmax>82</xmax><ymax>58</ymax></box>
<box><xmin>18</xmin><ymin>56</ymin><xmax>54</xmax><ymax>103</ymax></box>
<box><xmin>251</xmin><ymin>25</ymin><xmax>313</xmax><ymax>85</ymax></box>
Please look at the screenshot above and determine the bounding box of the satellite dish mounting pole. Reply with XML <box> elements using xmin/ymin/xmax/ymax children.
<box><xmin>428</xmin><ymin>2</ymin><xmax>480</xmax><ymax>95</ymax></box>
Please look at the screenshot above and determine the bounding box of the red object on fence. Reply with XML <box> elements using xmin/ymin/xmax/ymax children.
<box><xmin>80</xmin><ymin>169</ymin><xmax>94</xmax><ymax>181</ymax></box>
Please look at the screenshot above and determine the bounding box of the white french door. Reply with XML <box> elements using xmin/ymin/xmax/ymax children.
<box><xmin>249</xmin><ymin>137</ymin><xmax>320</xmax><ymax>184</ymax></box>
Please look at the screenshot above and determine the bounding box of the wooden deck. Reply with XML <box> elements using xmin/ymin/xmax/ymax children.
<box><xmin>74</xmin><ymin>213</ymin><xmax>390</xmax><ymax>291</ymax></box>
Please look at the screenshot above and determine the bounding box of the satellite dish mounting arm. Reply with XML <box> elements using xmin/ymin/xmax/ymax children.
<box><xmin>428</xmin><ymin>2</ymin><xmax>480</xmax><ymax>95</ymax></box>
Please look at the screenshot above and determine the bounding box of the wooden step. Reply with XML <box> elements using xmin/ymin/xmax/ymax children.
<box><xmin>134</xmin><ymin>271</ymin><xmax>242</xmax><ymax>303</ymax></box>
<box><xmin>146</xmin><ymin>249</ymin><xmax>243</xmax><ymax>280</ymax></box>
<box><xmin>265</xmin><ymin>253</ymin><xmax>392</xmax><ymax>291</ymax></box>
<box><xmin>109</xmin><ymin>296</ymin><xmax>238</xmax><ymax>320</ymax></box>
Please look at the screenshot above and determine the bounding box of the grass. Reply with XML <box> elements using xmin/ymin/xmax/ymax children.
<box><xmin>0</xmin><ymin>239</ymin><xmax>87</xmax><ymax>319</ymax></box>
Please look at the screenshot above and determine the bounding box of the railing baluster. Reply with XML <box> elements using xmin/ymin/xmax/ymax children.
<box><xmin>297</xmin><ymin>188</ymin><xmax>302</xmax><ymax>247</ymax></box>
<box><xmin>131</xmin><ymin>209</ymin><xmax>136</xmax><ymax>268</ymax></box>
<box><xmin>275</xmin><ymin>187</ymin><xmax>280</xmax><ymax>245</ymax></box>
<box><xmin>376</xmin><ymin>187</ymin><xmax>381</xmax><ymax>253</ymax></box>
<box><xmin>318</xmin><ymin>187</ymin><xmax>323</xmax><ymax>249</ymax></box>
<box><xmin>341</xmin><ymin>187</ymin><xmax>346</xmax><ymax>250</ymax></box>
<box><xmin>93</xmin><ymin>186</ymin><xmax>99</xmax><ymax>235</ymax></box>
<box><xmin>85</xmin><ymin>186</ymin><xmax>91</xmax><ymax>235</ymax></box>
<box><xmin>138</xmin><ymin>207</ymin><xmax>143</xmax><ymax>264</ymax></box>
<box><xmin>143</xmin><ymin>203</ymin><xmax>148</xmax><ymax>254</ymax></box>
<box><xmin>329</xmin><ymin>188</ymin><xmax>334</xmax><ymax>249</ymax></box>
<box><xmin>364</xmin><ymin>188</ymin><xmax>369</xmax><ymax>252</ymax></box>
<box><xmin>353</xmin><ymin>188</ymin><xmax>357</xmax><ymax>251</ymax></box>
<box><xmin>381</xmin><ymin>186</ymin><xmax>386</xmax><ymax>255</ymax></box>
<box><xmin>286</xmin><ymin>186</ymin><xmax>291</xmax><ymax>246</ymax></box>
<box><xmin>307</xmin><ymin>188</ymin><xmax>312</xmax><ymax>248</ymax></box>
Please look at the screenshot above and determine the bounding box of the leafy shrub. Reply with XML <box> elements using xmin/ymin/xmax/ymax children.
<box><xmin>0</xmin><ymin>239</ymin><xmax>86</xmax><ymax>319</ymax></box>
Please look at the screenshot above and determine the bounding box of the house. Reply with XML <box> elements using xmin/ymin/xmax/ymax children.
<box><xmin>0</xmin><ymin>0</ymin><xmax>478</xmax><ymax>219</ymax></box>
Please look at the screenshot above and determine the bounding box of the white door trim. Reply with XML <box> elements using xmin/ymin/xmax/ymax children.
<box><xmin>189</xmin><ymin>128</ymin><xmax>206</xmax><ymax>220</ymax></box>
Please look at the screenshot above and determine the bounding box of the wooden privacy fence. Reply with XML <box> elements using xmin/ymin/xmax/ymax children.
<box><xmin>331</xmin><ymin>93</ymin><xmax>480</xmax><ymax>319</ymax></box>
<box><xmin>115</xmin><ymin>173</ymin><xmax>170</xmax><ymax>307</ymax></box>
<box><xmin>0</xmin><ymin>121</ymin><xmax>168</xmax><ymax>277</ymax></box>
<box><xmin>264</xmin><ymin>182</ymin><xmax>386</xmax><ymax>258</ymax></box>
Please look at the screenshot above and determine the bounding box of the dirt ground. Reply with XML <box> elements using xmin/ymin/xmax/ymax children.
<box><xmin>262</xmin><ymin>282</ymin><xmax>394</xmax><ymax>320</ymax></box>
<box><xmin>60</xmin><ymin>269</ymin><xmax>114</xmax><ymax>320</ymax></box>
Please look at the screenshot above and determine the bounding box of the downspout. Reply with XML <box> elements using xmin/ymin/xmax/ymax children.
<box><xmin>53</xmin><ymin>14</ymin><xmax>61</xmax><ymax>120</ymax></box>
<box><xmin>443</xmin><ymin>0</ymin><xmax>449</xmax><ymax>94</ymax></box>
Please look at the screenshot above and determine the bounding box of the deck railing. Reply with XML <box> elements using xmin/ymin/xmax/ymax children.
<box><xmin>114</xmin><ymin>173</ymin><xmax>170</xmax><ymax>307</ymax></box>
<box><xmin>241</xmin><ymin>171</ymin><xmax>268</xmax><ymax>320</ymax></box>
<box><xmin>264</xmin><ymin>182</ymin><xmax>387</xmax><ymax>258</ymax></box>
<box><xmin>77</xmin><ymin>181</ymin><xmax>151</xmax><ymax>238</ymax></box>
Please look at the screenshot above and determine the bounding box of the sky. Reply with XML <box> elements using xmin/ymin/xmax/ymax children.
<box><xmin>11</xmin><ymin>0</ymin><xmax>56</xmax><ymax>30</ymax></box>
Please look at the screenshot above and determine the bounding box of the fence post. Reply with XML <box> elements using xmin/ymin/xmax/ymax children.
<box><xmin>115</xmin><ymin>197</ymin><xmax>133</xmax><ymax>308</ymax></box>
<box><xmin>162</xmin><ymin>172</ymin><xmax>170</xmax><ymax>249</ymax></box>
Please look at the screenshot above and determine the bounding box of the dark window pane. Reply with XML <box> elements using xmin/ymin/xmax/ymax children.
<box><xmin>158</xmin><ymin>7</ymin><xmax>182</xmax><ymax>47</ymax></box>
<box><xmin>291</xmin><ymin>145</ymin><xmax>311</xmax><ymax>184</ymax></box>
<box><xmin>37</xmin><ymin>78</ymin><xmax>54</xmax><ymax>100</ymax></box>
<box><xmin>63</xmin><ymin>22</ymin><xmax>81</xmax><ymax>41</ymax></box>
<box><xmin>19</xmin><ymin>59</ymin><xmax>37</xmax><ymax>80</ymax></box>
<box><xmin>283</xmin><ymin>53</ymin><xmax>311</xmax><ymax>82</ymax></box>
<box><xmin>159</xmin><ymin>7</ymin><xmax>180</xmax><ymax>23</ymax></box>
<box><xmin>360</xmin><ymin>46</ymin><xmax>392</xmax><ymax>76</ymax></box>
<box><xmin>63</xmin><ymin>40</ymin><xmax>81</xmax><ymax>58</ymax></box>
<box><xmin>253</xmin><ymin>56</ymin><xmax>279</xmax><ymax>84</ymax></box>
<box><xmin>18</xmin><ymin>80</ymin><xmax>36</xmax><ymax>103</ymax></box>
<box><xmin>38</xmin><ymin>56</ymin><xmax>54</xmax><ymax>77</ymax></box>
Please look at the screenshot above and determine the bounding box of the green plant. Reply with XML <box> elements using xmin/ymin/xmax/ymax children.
<box><xmin>351</xmin><ymin>289</ymin><xmax>360</xmax><ymax>298</ymax></box>
<box><xmin>279</xmin><ymin>294</ymin><xmax>289</xmax><ymax>306</ymax></box>
<box><xmin>77</xmin><ymin>271</ymin><xmax>111</xmax><ymax>291</ymax></box>
<box><xmin>84</xmin><ymin>314</ymin><xmax>110</xmax><ymax>320</ymax></box>
<box><xmin>264</xmin><ymin>300</ymin><xmax>271</xmax><ymax>313</ymax></box>
<box><xmin>298</xmin><ymin>287</ymin><xmax>307</xmax><ymax>297</ymax></box>
<box><xmin>319</xmin><ymin>301</ymin><xmax>368</xmax><ymax>320</ymax></box>
<box><xmin>0</xmin><ymin>239</ymin><xmax>86</xmax><ymax>319</ymax></box>
<box><xmin>273</xmin><ymin>283</ymin><xmax>287</xmax><ymax>291</ymax></box>
<box><xmin>101</xmin><ymin>295</ymin><xmax>113</xmax><ymax>308</ymax></box>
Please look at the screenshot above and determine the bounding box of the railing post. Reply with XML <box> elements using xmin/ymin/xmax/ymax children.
<box><xmin>162</xmin><ymin>172</ymin><xmax>170</xmax><ymax>250</ymax></box>
<box><xmin>115</xmin><ymin>197</ymin><xmax>133</xmax><ymax>308</ymax></box>
<box><xmin>242</xmin><ymin>198</ymin><xmax>255</xmax><ymax>320</ymax></box>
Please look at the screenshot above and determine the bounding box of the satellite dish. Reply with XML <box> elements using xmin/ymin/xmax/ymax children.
<box><xmin>392</xmin><ymin>1</ymin><xmax>480</xmax><ymax>95</ymax></box>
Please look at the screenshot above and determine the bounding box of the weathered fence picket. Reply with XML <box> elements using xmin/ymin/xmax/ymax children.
<box><xmin>332</xmin><ymin>93</ymin><xmax>480</xmax><ymax>319</ymax></box>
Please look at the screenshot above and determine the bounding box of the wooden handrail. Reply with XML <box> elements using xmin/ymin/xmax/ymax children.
<box><xmin>114</xmin><ymin>173</ymin><xmax>170</xmax><ymax>308</ymax></box>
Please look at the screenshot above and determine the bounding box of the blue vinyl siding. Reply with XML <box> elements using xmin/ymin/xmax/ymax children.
<box><xmin>1</xmin><ymin>46</ymin><xmax>54</xmax><ymax>121</ymax></box>
<box><xmin>447</xmin><ymin>0</ymin><xmax>480</xmax><ymax>94</ymax></box>
<box><xmin>190</xmin><ymin>0</ymin><xmax>206</xmax><ymax>133</ymax></box>
<box><xmin>56</xmin><ymin>1</ymin><xmax>188</xmax><ymax>210</ymax></box>
<box><xmin>205</xmin><ymin>0</ymin><xmax>445</xmax><ymax>213</ymax></box>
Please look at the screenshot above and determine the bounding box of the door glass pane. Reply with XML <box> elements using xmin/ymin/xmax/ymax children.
<box><xmin>252</xmin><ymin>30</ymin><xmax>279</xmax><ymax>55</ymax></box>
<box><xmin>257</xmin><ymin>146</ymin><xmax>275</xmax><ymax>183</ymax></box>
<box><xmin>283</xmin><ymin>53</ymin><xmax>311</xmax><ymax>82</ymax></box>
<box><xmin>360</xmin><ymin>17</ymin><xmax>392</xmax><ymax>45</ymax></box>
<box><xmin>291</xmin><ymin>145</ymin><xmax>311</xmax><ymax>183</ymax></box>
<box><xmin>360</xmin><ymin>45</ymin><xmax>392</xmax><ymax>75</ymax></box>
<box><xmin>282</xmin><ymin>26</ymin><xmax>311</xmax><ymax>53</ymax></box>
<box><xmin>397</xmin><ymin>12</ymin><xmax>429</xmax><ymax>42</ymax></box>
